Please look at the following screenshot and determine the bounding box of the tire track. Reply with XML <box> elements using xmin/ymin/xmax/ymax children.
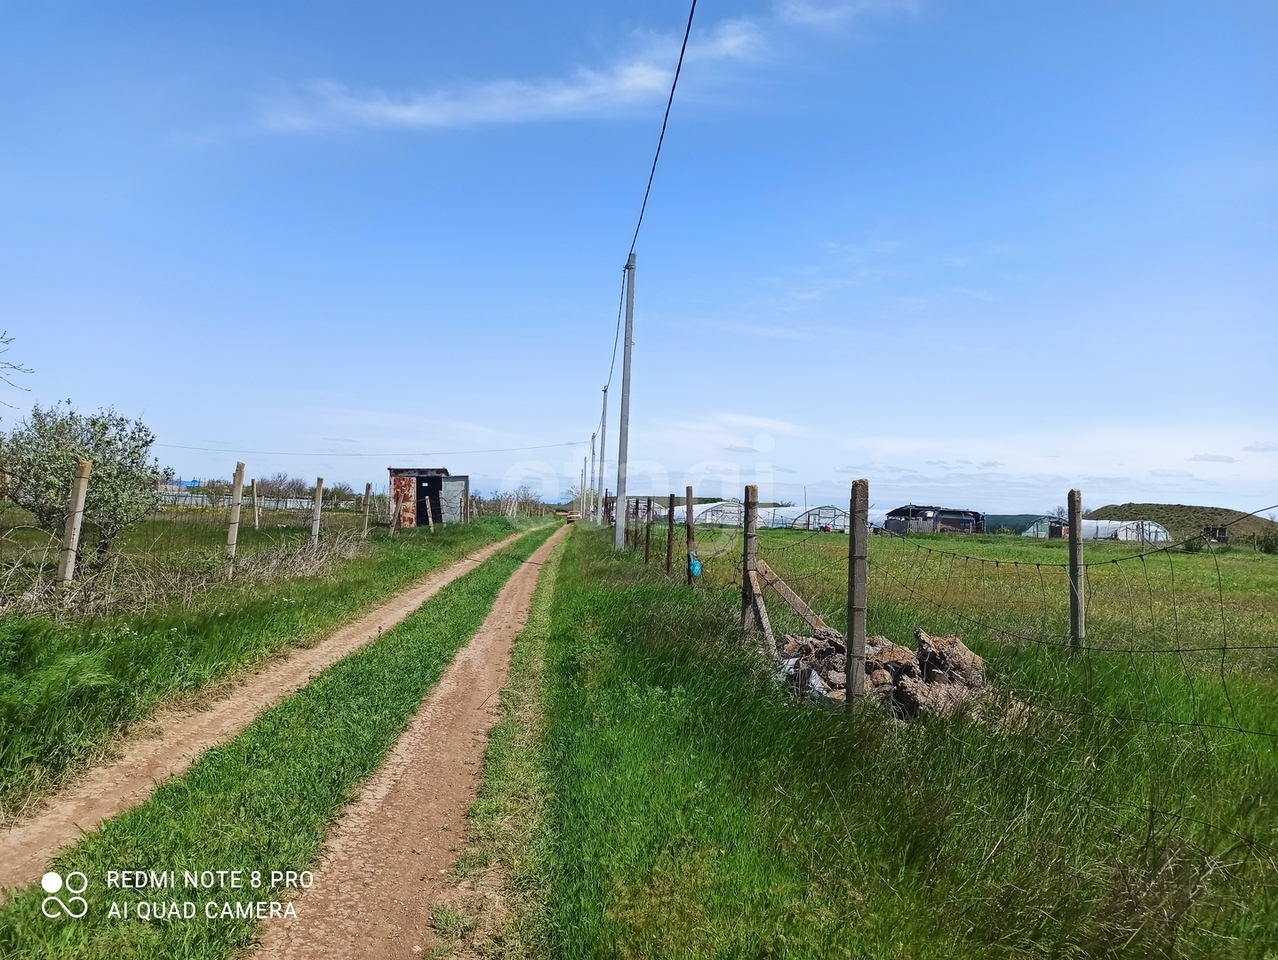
<box><xmin>0</xmin><ymin>530</ymin><xmax>528</xmax><ymax>895</ymax></box>
<box><xmin>252</xmin><ymin>524</ymin><xmax>568</xmax><ymax>959</ymax></box>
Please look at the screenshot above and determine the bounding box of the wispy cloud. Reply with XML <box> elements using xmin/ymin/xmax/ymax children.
<box><xmin>953</xmin><ymin>286</ymin><xmax>996</xmax><ymax>301</ymax></box>
<box><xmin>259</xmin><ymin>21</ymin><xmax>761</xmax><ymax>132</ymax></box>
<box><xmin>1188</xmin><ymin>453</ymin><xmax>1239</xmax><ymax>463</ymax></box>
<box><xmin>1151</xmin><ymin>469</ymin><xmax>1193</xmax><ymax>478</ymax></box>
<box><xmin>775</xmin><ymin>0</ymin><xmax>922</xmax><ymax>26</ymax></box>
<box><xmin>1244</xmin><ymin>441</ymin><xmax>1278</xmax><ymax>453</ymax></box>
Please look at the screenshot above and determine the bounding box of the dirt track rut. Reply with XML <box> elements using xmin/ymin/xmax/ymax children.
<box><xmin>0</xmin><ymin>530</ymin><xmax>525</xmax><ymax>895</ymax></box>
<box><xmin>252</xmin><ymin>523</ymin><xmax>568</xmax><ymax>959</ymax></box>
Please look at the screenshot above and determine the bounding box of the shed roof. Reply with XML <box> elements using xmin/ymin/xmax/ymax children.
<box><xmin>388</xmin><ymin>467</ymin><xmax>452</xmax><ymax>476</ymax></box>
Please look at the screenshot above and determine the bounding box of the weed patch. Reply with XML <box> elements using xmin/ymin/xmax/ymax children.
<box><xmin>532</xmin><ymin>529</ymin><xmax>1278</xmax><ymax>958</ymax></box>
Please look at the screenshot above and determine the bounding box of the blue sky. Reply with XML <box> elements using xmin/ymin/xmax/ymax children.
<box><xmin>2</xmin><ymin>1</ymin><xmax>1275</xmax><ymax>515</ymax></box>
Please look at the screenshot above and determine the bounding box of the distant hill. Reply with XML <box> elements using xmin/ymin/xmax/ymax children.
<box><xmin>1086</xmin><ymin>503</ymin><xmax>1278</xmax><ymax>541</ymax></box>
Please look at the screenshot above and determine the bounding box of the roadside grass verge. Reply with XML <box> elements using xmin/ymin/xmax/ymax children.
<box><xmin>0</xmin><ymin>517</ymin><xmax>529</xmax><ymax>821</ymax></box>
<box><xmin>534</xmin><ymin>528</ymin><xmax>1277</xmax><ymax>958</ymax></box>
<box><xmin>0</xmin><ymin>522</ymin><xmax>558</xmax><ymax>959</ymax></box>
<box><xmin>444</xmin><ymin>533</ymin><xmax>567</xmax><ymax>959</ymax></box>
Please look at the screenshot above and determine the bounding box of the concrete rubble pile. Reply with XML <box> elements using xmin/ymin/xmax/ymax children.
<box><xmin>778</xmin><ymin>627</ymin><xmax>987</xmax><ymax>717</ymax></box>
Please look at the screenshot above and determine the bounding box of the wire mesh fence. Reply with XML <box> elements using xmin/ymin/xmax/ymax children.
<box><xmin>0</xmin><ymin>473</ymin><xmax>398</xmax><ymax>618</ymax></box>
<box><xmin>603</xmin><ymin>489</ymin><xmax>1278</xmax><ymax>918</ymax></box>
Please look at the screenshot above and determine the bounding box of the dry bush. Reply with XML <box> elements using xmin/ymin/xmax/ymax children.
<box><xmin>0</xmin><ymin>531</ymin><xmax>369</xmax><ymax>619</ymax></box>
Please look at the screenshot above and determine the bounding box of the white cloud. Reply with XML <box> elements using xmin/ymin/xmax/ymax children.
<box><xmin>1244</xmin><ymin>442</ymin><xmax>1278</xmax><ymax>453</ymax></box>
<box><xmin>775</xmin><ymin>0</ymin><xmax>922</xmax><ymax>26</ymax></box>
<box><xmin>1188</xmin><ymin>453</ymin><xmax>1239</xmax><ymax>463</ymax></box>
<box><xmin>259</xmin><ymin>20</ymin><xmax>762</xmax><ymax>133</ymax></box>
<box><xmin>1151</xmin><ymin>469</ymin><xmax>1193</xmax><ymax>478</ymax></box>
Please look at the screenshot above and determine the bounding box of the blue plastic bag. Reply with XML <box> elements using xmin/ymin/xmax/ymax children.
<box><xmin>688</xmin><ymin>551</ymin><xmax>702</xmax><ymax>578</ymax></box>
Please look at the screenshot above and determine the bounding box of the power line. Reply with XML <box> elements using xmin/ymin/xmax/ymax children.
<box><xmin>155</xmin><ymin>440</ymin><xmax>588</xmax><ymax>458</ymax></box>
<box><xmin>605</xmin><ymin>266</ymin><xmax>627</xmax><ymax>390</ymax></box>
<box><xmin>628</xmin><ymin>0</ymin><xmax>697</xmax><ymax>259</ymax></box>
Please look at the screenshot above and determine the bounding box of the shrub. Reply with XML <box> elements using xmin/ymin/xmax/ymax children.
<box><xmin>1</xmin><ymin>401</ymin><xmax>173</xmax><ymax>558</ymax></box>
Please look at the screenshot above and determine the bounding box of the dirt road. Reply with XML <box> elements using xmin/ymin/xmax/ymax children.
<box><xmin>0</xmin><ymin>530</ymin><xmax>526</xmax><ymax>896</ymax></box>
<box><xmin>252</xmin><ymin>523</ymin><xmax>567</xmax><ymax>959</ymax></box>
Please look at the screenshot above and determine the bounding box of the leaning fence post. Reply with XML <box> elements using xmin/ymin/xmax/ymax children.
<box><xmin>226</xmin><ymin>461</ymin><xmax>246</xmax><ymax>561</ymax></box>
<box><xmin>56</xmin><ymin>459</ymin><xmax>92</xmax><ymax>590</ymax></box>
<box><xmin>685</xmin><ymin>485</ymin><xmax>697</xmax><ymax>587</ymax></box>
<box><xmin>251</xmin><ymin>478</ymin><xmax>261</xmax><ymax>530</ymax></box>
<box><xmin>846</xmin><ymin>479</ymin><xmax>869</xmax><ymax>702</ymax></box>
<box><xmin>311</xmin><ymin>477</ymin><xmax>324</xmax><ymax>545</ymax></box>
<box><xmin>666</xmin><ymin>493</ymin><xmax>675</xmax><ymax>575</ymax></box>
<box><xmin>1069</xmin><ymin>488</ymin><xmax>1085</xmax><ymax>647</ymax></box>
<box><xmin>742</xmin><ymin>484</ymin><xmax>759</xmax><ymax>631</ymax></box>
<box><xmin>362</xmin><ymin>482</ymin><xmax>373</xmax><ymax>538</ymax></box>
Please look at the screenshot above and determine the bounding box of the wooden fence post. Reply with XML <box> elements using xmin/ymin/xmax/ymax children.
<box><xmin>424</xmin><ymin>491</ymin><xmax>435</xmax><ymax>531</ymax></box>
<box><xmin>666</xmin><ymin>493</ymin><xmax>675</xmax><ymax>575</ymax></box>
<box><xmin>644</xmin><ymin>497</ymin><xmax>653</xmax><ymax>564</ymax></box>
<box><xmin>226</xmin><ymin>462</ymin><xmax>246</xmax><ymax>561</ymax></box>
<box><xmin>311</xmin><ymin>478</ymin><xmax>324</xmax><ymax>545</ymax></box>
<box><xmin>685</xmin><ymin>485</ymin><xmax>697</xmax><ymax>587</ymax></box>
<box><xmin>389</xmin><ymin>489</ymin><xmax>402</xmax><ymax>535</ymax></box>
<box><xmin>56</xmin><ymin>459</ymin><xmax>92</xmax><ymax>589</ymax></box>
<box><xmin>251</xmin><ymin>478</ymin><xmax>261</xmax><ymax>530</ymax></box>
<box><xmin>1069</xmin><ymin>488</ymin><xmax>1085</xmax><ymax>647</ymax></box>
<box><xmin>742</xmin><ymin>484</ymin><xmax>758</xmax><ymax>631</ymax></box>
<box><xmin>846</xmin><ymin>478</ymin><xmax>869</xmax><ymax>702</ymax></box>
<box><xmin>362</xmin><ymin>482</ymin><xmax>373</xmax><ymax>538</ymax></box>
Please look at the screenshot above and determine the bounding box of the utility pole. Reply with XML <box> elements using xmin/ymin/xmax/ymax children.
<box><xmin>595</xmin><ymin>387</ymin><xmax>608</xmax><ymax>523</ymax></box>
<box><xmin>587</xmin><ymin>431</ymin><xmax>597</xmax><ymax>522</ymax></box>
<box><xmin>614</xmin><ymin>253</ymin><xmax>636</xmax><ymax>551</ymax></box>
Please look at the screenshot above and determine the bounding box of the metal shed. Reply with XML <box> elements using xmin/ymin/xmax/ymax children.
<box><xmin>884</xmin><ymin>504</ymin><xmax>986</xmax><ymax>535</ymax></box>
<box><xmin>388</xmin><ymin>467</ymin><xmax>470</xmax><ymax>527</ymax></box>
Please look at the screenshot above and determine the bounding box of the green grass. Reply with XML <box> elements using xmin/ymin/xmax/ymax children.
<box><xmin>0</xmin><ymin>517</ymin><xmax>531</xmax><ymax>816</ymax></box>
<box><xmin>447</xmin><ymin>532</ymin><xmax>568</xmax><ymax>959</ymax></box>
<box><xmin>0</xmin><ymin>522</ymin><xmax>558</xmax><ymax>959</ymax></box>
<box><xmin>520</xmin><ymin>528</ymin><xmax>1277</xmax><ymax>958</ymax></box>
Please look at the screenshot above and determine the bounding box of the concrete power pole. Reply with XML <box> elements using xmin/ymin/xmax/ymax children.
<box><xmin>587</xmin><ymin>431</ymin><xmax>597</xmax><ymax>522</ymax></box>
<box><xmin>614</xmin><ymin>253</ymin><xmax>636</xmax><ymax>551</ymax></box>
<box><xmin>595</xmin><ymin>387</ymin><xmax>608</xmax><ymax>523</ymax></box>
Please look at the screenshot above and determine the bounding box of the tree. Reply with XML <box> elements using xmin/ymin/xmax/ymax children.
<box><xmin>324</xmin><ymin>481</ymin><xmax>354</xmax><ymax>507</ymax></box>
<box><xmin>198</xmin><ymin>479</ymin><xmax>232</xmax><ymax>509</ymax></box>
<box><xmin>260</xmin><ymin>472</ymin><xmax>308</xmax><ymax>499</ymax></box>
<box><xmin>2</xmin><ymin>401</ymin><xmax>174</xmax><ymax>557</ymax></box>
<box><xmin>0</xmin><ymin>330</ymin><xmax>33</xmax><ymax>408</ymax></box>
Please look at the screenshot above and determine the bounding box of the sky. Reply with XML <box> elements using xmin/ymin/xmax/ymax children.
<box><xmin>1</xmin><ymin>0</ymin><xmax>1275</xmax><ymax>517</ymax></box>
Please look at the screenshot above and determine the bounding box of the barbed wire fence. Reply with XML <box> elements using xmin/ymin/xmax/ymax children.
<box><xmin>607</xmin><ymin>483</ymin><xmax>1278</xmax><ymax>884</ymax></box>
<box><xmin>0</xmin><ymin>463</ymin><xmax>398</xmax><ymax>617</ymax></box>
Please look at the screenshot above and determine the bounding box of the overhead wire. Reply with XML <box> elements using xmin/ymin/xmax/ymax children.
<box><xmin>155</xmin><ymin>440</ymin><xmax>587</xmax><ymax>458</ymax></box>
<box><xmin>596</xmin><ymin>0</ymin><xmax>698</xmax><ymax>462</ymax></box>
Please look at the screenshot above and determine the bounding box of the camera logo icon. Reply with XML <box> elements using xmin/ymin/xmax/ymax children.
<box><xmin>41</xmin><ymin>871</ymin><xmax>89</xmax><ymax>919</ymax></box>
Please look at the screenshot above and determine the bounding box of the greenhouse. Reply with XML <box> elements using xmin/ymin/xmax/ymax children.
<box><xmin>660</xmin><ymin>501</ymin><xmax>850</xmax><ymax>532</ymax></box>
<box><xmin>1020</xmin><ymin>517</ymin><xmax>1170</xmax><ymax>542</ymax></box>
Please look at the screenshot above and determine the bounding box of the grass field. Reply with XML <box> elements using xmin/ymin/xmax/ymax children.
<box><xmin>473</xmin><ymin>526</ymin><xmax>1277</xmax><ymax>958</ymax></box>
<box><xmin>0</xmin><ymin>522</ymin><xmax>558</xmax><ymax>959</ymax></box>
<box><xmin>0</xmin><ymin>517</ymin><xmax>530</xmax><ymax>819</ymax></box>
